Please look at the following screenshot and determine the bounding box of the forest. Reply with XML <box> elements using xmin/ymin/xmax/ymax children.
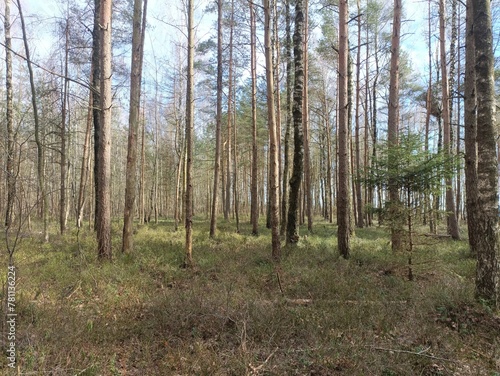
<box><xmin>0</xmin><ymin>0</ymin><xmax>499</xmax><ymax>374</ymax></box>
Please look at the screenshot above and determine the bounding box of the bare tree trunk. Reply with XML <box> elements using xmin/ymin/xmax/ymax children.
<box><xmin>184</xmin><ymin>0</ymin><xmax>195</xmax><ymax>267</ymax></box>
<box><xmin>225</xmin><ymin>0</ymin><xmax>234</xmax><ymax>222</ymax></box>
<box><xmin>302</xmin><ymin>0</ymin><xmax>312</xmax><ymax>233</ymax></box>
<box><xmin>280</xmin><ymin>0</ymin><xmax>292</xmax><ymax>236</ymax></box>
<box><xmin>464</xmin><ymin>0</ymin><xmax>477</xmax><ymax>255</ymax></box>
<box><xmin>264</xmin><ymin>0</ymin><xmax>281</xmax><ymax>262</ymax></box>
<box><xmin>4</xmin><ymin>0</ymin><xmax>15</xmax><ymax>229</ymax></box>
<box><xmin>59</xmin><ymin>18</ymin><xmax>70</xmax><ymax>235</ymax></box>
<box><xmin>286</xmin><ymin>0</ymin><xmax>305</xmax><ymax>244</ymax></box>
<box><xmin>250</xmin><ymin>0</ymin><xmax>259</xmax><ymax>235</ymax></box>
<box><xmin>92</xmin><ymin>0</ymin><xmax>101</xmax><ymax>232</ymax></box>
<box><xmin>123</xmin><ymin>0</ymin><xmax>147</xmax><ymax>252</ymax></box>
<box><xmin>355</xmin><ymin>0</ymin><xmax>364</xmax><ymax>228</ymax></box>
<box><xmin>439</xmin><ymin>0</ymin><xmax>460</xmax><ymax>240</ymax></box>
<box><xmin>337</xmin><ymin>0</ymin><xmax>350</xmax><ymax>258</ymax></box>
<box><xmin>17</xmin><ymin>0</ymin><xmax>48</xmax><ymax>242</ymax></box>
<box><xmin>97</xmin><ymin>0</ymin><xmax>113</xmax><ymax>259</ymax></box>
<box><xmin>210</xmin><ymin>0</ymin><xmax>224</xmax><ymax>238</ymax></box>
<box><xmin>471</xmin><ymin>0</ymin><xmax>499</xmax><ymax>307</ymax></box>
<box><xmin>387</xmin><ymin>0</ymin><xmax>402</xmax><ymax>252</ymax></box>
<box><xmin>77</xmin><ymin>80</ymin><xmax>93</xmax><ymax>228</ymax></box>
<box><xmin>139</xmin><ymin>105</ymin><xmax>146</xmax><ymax>224</ymax></box>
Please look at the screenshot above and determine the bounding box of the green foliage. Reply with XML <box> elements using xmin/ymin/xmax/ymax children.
<box><xmin>366</xmin><ymin>133</ymin><xmax>457</xmax><ymax>197</ymax></box>
<box><xmin>1</xmin><ymin>218</ymin><xmax>497</xmax><ymax>374</ymax></box>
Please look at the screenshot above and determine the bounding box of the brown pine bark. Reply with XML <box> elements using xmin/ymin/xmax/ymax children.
<box><xmin>337</xmin><ymin>0</ymin><xmax>350</xmax><ymax>258</ymax></box>
<box><xmin>225</xmin><ymin>0</ymin><xmax>234</xmax><ymax>222</ymax></box>
<box><xmin>439</xmin><ymin>0</ymin><xmax>460</xmax><ymax>240</ymax></box>
<box><xmin>264</xmin><ymin>0</ymin><xmax>281</xmax><ymax>262</ymax></box>
<box><xmin>387</xmin><ymin>0</ymin><xmax>402</xmax><ymax>252</ymax></box>
<box><xmin>122</xmin><ymin>0</ymin><xmax>147</xmax><ymax>252</ymax></box>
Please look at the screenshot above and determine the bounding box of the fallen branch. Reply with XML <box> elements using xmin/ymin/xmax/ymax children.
<box><xmin>248</xmin><ymin>347</ymin><xmax>278</xmax><ymax>375</ymax></box>
<box><xmin>367</xmin><ymin>345</ymin><xmax>458</xmax><ymax>363</ymax></box>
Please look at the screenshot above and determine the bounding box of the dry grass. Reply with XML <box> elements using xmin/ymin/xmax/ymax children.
<box><xmin>0</xmin><ymin>218</ymin><xmax>499</xmax><ymax>375</ymax></box>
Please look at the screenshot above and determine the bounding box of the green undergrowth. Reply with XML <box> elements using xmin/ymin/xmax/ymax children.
<box><xmin>0</xmin><ymin>217</ymin><xmax>499</xmax><ymax>375</ymax></box>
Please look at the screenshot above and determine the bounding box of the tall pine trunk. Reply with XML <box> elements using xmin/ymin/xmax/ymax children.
<box><xmin>337</xmin><ymin>0</ymin><xmax>350</xmax><ymax>258</ymax></box>
<box><xmin>471</xmin><ymin>0</ymin><xmax>499</xmax><ymax>308</ymax></box>
<box><xmin>286</xmin><ymin>0</ymin><xmax>305</xmax><ymax>245</ymax></box>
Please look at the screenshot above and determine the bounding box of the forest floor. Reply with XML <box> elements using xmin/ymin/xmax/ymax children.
<box><xmin>0</xmin><ymin>217</ymin><xmax>499</xmax><ymax>375</ymax></box>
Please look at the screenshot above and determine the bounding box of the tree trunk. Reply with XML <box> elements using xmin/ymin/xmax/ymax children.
<box><xmin>97</xmin><ymin>0</ymin><xmax>112</xmax><ymax>259</ymax></box>
<box><xmin>250</xmin><ymin>0</ymin><xmax>259</xmax><ymax>236</ymax></box>
<box><xmin>280</xmin><ymin>0</ymin><xmax>292</xmax><ymax>236</ymax></box>
<box><xmin>302</xmin><ymin>0</ymin><xmax>312</xmax><ymax>233</ymax></box>
<box><xmin>59</xmin><ymin>18</ymin><xmax>69</xmax><ymax>235</ymax></box>
<box><xmin>337</xmin><ymin>0</ymin><xmax>350</xmax><ymax>258</ymax></box>
<box><xmin>123</xmin><ymin>0</ymin><xmax>147</xmax><ymax>252</ymax></box>
<box><xmin>17</xmin><ymin>0</ymin><xmax>48</xmax><ymax>242</ymax></box>
<box><xmin>4</xmin><ymin>0</ymin><xmax>15</xmax><ymax>229</ymax></box>
<box><xmin>264</xmin><ymin>0</ymin><xmax>281</xmax><ymax>262</ymax></box>
<box><xmin>184</xmin><ymin>0</ymin><xmax>195</xmax><ymax>267</ymax></box>
<box><xmin>387</xmin><ymin>0</ymin><xmax>402</xmax><ymax>252</ymax></box>
<box><xmin>471</xmin><ymin>0</ymin><xmax>499</xmax><ymax>308</ymax></box>
<box><xmin>464</xmin><ymin>0</ymin><xmax>477</xmax><ymax>256</ymax></box>
<box><xmin>225</xmin><ymin>0</ymin><xmax>234</xmax><ymax>222</ymax></box>
<box><xmin>92</xmin><ymin>0</ymin><xmax>101</xmax><ymax>232</ymax></box>
<box><xmin>355</xmin><ymin>0</ymin><xmax>364</xmax><ymax>228</ymax></box>
<box><xmin>439</xmin><ymin>0</ymin><xmax>460</xmax><ymax>240</ymax></box>
<box><xmin>286</xmin><ymin>0</ymin><xmax>304</xmax><ymax>245</ymax></box>
<box><xmin>210</xmin><ymin>0</ymin><xmax>224</xmax><ymax>238</ymax></box>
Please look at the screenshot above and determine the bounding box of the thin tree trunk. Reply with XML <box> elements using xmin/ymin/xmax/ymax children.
<box><xmin>264</xmin><ymin>0</ymin><xmax>281</xmax><ymax>262</ymax></box>
<box><xmin>184</xmin><ymin>0</ymin><xmax>195</xmax><ymax>267</ymax></box>
<box><xmin>4</xmin><ymin>0</ymin><xmax>15</xmax><ymax>229</ymax></box>
<box><xmin>123</xmin><ymin>0</ymin><xmax>147</xmax><ymax>252</ymax></box>
<box><xmin>439</xmin><ymin>0</ymin><xmax>460</xmax><ymax>240</ymax></box>
<box><xmin>355</xmin><ymin>0</ymin><xmax>364</xmax><ymax>228</ymax></box>
<box><xmin>17</xmin><ymin>0</ymin><xmax>48</xmax><ymax>242</ymax></box>
<box><xmin>337</xmin><ymin>0</ymin><xmax>350</xmax><ymax>258</ymax></box>
<box><xmin>387</xmin><ymin>0</ymin><xmax>402</xmax><ymax>252</ymax></box>
<box><xmin>60</xmin><ymin>18</ymin><xmax>69</xmax><ymax>235</ymax></box>
<box><xmin>210</xmin><ymin>0</ymin><xmax>224</xmax><ymax>237</ymax></box>
<box><xmin>250</xmin><ymin>0</ymin><xmax>259</xmax><ymax>235</ymax></box>
<box><xmin>225</xmin><ymin>0</ymin><xmax>234</xmax><ymax>222</ymax></box>
<box><xmin>77</xmin><ymin>79</ymin><xmax>93</xmax><ymax>228</ymax></box>
<box><xmin>92</xmin><ymin>0</ymin><xmax>101</xmax><ymax>232</ymax></box>
<box><xmin>302</xmin><ymin>0</ymin><xmax>312</xmax><ymax>233</ymax></box>
<box><xmin>286</xmin><ymin>0</ymin><xmax>305</xmax><ymax>245</ymax></box>
<box><xmin>280</xmin><ymin>0</ymin><xmax>292</xmax><ymax>236</ymax></box>
<box><xmin>97</xmin><ymin>0</ymin><xmax>113</xmax><ymax>259</ymax></box>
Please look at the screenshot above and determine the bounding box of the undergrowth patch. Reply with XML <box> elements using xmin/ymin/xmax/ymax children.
<box><xmin>0</xmin><ymin>217</ymin><xmax>498</xmax><ymax>375</ymax></box>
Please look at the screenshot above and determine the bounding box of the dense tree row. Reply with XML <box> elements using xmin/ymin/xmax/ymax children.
<box><xmin>1</xmin><ymin>0</ymin><xmax>498</xmax><ymax>306</ymax></box>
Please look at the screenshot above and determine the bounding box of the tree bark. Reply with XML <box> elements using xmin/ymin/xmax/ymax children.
<box><xmin>387</xmin><ymin>0</ymin><xmax>402</xmax><ymax>252</ymax></box>
<box><xmin>184</xmin><ymin>0</ymin><xmax>195</xmax><ymax>267</ymax></box>
<box><xmin>4</xmin><ymin>0</ymin><xmax>15</xmax><ymax>229</ymax></box>
<box><xmin>97</xmin><ymin>0</ymin><xmax>113</xmax><ymax>259</ymax></box>
<box><xmin>355</xmin><ymin>0</ymin><xmax>364</xmax><ymax>228</ymax></box>
<box><xmin>17</xmin><ymin>0</ymin><xmax>48</xmax><ymax>242</ymax></box>
<box><xmin>286</xmin><ymin>0</ymin><xmax>304</xmax><ymax>245</ymax></box>
<box><xmin>337</xmin><ymin>0</ymin><xmax>350</xmax><ymax>258</ymax></box>
<box><xmin>464</xmin><ymin>0</ymin><xmax>477</xmax><ymax>256</ymax></box>
<box><xmin>471</xmin><ymin>0</ymin><xmax>499</xmax><ymax>307</ymax></box>
<box><xmin>210</xmin><ymin>0</ymin><xmax>224</xmax><ymax>237</ymax></box>
<box><xmin>264</xmin><ymin>0</ymin><xmax>281</xmax><ymax>262</ymax></box>
<box><xmin>439</xmin><ymin>0</ymin><xmax>460</xmax><ymax>240</ymax></box>
<box><xmin>123</xmin><ymin>0</ymin><xmax>147</xmax><ymax>252</ymax></box>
